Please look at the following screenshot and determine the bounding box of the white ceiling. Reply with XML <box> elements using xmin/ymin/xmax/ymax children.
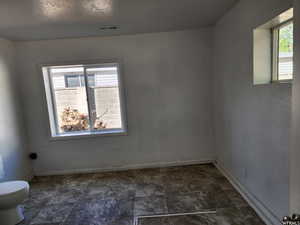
<box><xmin>0</xmin><ymin>0</ymin><xmax>238</xmax><ymax>41</ymax></box>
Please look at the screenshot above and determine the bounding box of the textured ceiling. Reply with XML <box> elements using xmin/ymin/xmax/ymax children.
<box><xmin>0</xmin><ymin>0</ymin><xmax>238</xmax><ymax>41</ymax></box>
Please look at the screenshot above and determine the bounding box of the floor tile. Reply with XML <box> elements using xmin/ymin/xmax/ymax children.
<box><xmin>166</xmin><ymin>192</ymin><xmax>216</xmax><ymax>214</ymax></box>
<box><xmin>109</xmin><ymin>216</ymin><xmax>133</xmax><ymax>225</ymax></box>
<box><xmin>30</xmin><ymin>203</ymin><xmax>74</xmax><ymax>224</ymax></box>
<box><xmin>21</xmin><ymin>164</ymin><xmax>266</xmax><ymax>225</ymax></box>
<box><xmin>138</xmin><ymin>216</ymin><xmax>171</xmax><ymax>225</ymax></box>
<box><xmin>29</xmin><ymin>223</ymin><xmax>61</xmax><ymax>225</ymax></box>
<box><xmin>63</xmin><ymin>173</ymin><xmax>95</xmax><ymax>187</ymax></box>
<box><xmin>86</xmin><ymin>174</ymin><xmax>136</xmax><ymax>200</ymax></box>
<box><xmin>214</xmin><ymin>177</ymin><xmax>235</xmax><ymax>191</ymax></box>
<box><xmin>64</xmin><ymin>197</ymin><xmax>133</xmax><ymax>225</ymax></box>
<box><xmin>86</xmin><ymin>182</ymin><xmax>135</xmax><ymax>200</ymax></box>
<box><xmin>134</xmin><ymin>195</ymin><xmax>168</xmax><ymax>216</ymax></box>
<box><xmin>18</xmin><ymin>207</ymin><xmax>41</xmax><ymax>225</ymax></box>
<box><xmin>186</xmin><ymin>180</ymin><xmax>219</xmax><ymax>193</ymax></box>
<box><xmin>23</xmin><ymin>188</ymin><xmax>57</xmax><ymax>209</ymax></box>
<box><xmin>46</xmin><ymin>187</ymin><xmax>85</xmax><ymax>205</ymax></box>
<box><xmin>163</xmin><ymin>176</ymin><xmax>191</xmax><ymax>194</ymax></box>
<box><xmin>239</xmin><ymin>206</ymin><xmax>266</xmax><ymax>225</ymax></box>
<box><xmin>214</xmin><ymin>190</ymin><xmax>233</xmax><ymax>208</ymax></box>
<box><xmin>137</xmin><ymin>213</ymin><xmax>218</xmax><ymax>225</ymax></box>
<box><xmin>225</xmin><ymin>190</ymin><xmax>248</xmax><ymax>208</ymax></box>
<box><xmin>215</xmin><ymin>207</ymin><xmax>261</xmax><ymax>225</ymax></box>
<box><xmin>134</xmin><ymin>168</ymin><xmax>164</xmax><ymax>185</ymax></box>
<box><xmin>169</xmin><ymin>214</ymin><xmax>217</xmax><ymax>225</ymax></box>
<box><xmin>135</xmin><ymin>182</ymin><xmax>165</xmax><ymax>197</ymax></box>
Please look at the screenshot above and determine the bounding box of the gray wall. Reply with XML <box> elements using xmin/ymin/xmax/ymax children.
<box><xmin>15</xmin><ymin>29</ymin><xmax>215</xmax><ymax>175</ymax></box>
<box><xmin>213</xmin><ymin>0</ymin><xmax>292</xmax><ymax>222</ymax></box>
<box><xmin>0</xmin><ymin>38</ymin><xmax>32</xmax><ymax>182</ymax></box>
<box><xmin>290</xmin><ymin>0</ymin><xmax>300</xmax><ymax>215</ymax></box>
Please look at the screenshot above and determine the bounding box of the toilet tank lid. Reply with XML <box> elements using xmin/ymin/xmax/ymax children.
<box><xmin>0</xmin><ymin>181</ymin><xmax>29</xmax><ymax>196</ymax></box>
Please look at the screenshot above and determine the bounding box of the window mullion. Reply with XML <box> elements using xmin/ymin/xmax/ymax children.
<box><xmin>272</xmin><ymin>27</ymin><xmax>279</xmax><ymax>82</ymax></box>
<box><xmin>83</xmin><ymin>67</ymin><xmax>95</xmax><ymax>132</ymax></box>
<box><xmin>276</xmin><ymin>27</ymin><xmax>280</xmax><ymax>81</ymax></box>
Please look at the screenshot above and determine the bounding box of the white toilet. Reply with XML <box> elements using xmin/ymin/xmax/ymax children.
<box><xmin>0</xmin><ymin>181</ymin><xmax>30</xmax><ymax>225</ymax></box>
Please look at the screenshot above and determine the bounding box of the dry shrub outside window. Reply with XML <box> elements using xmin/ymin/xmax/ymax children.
<box><xmin>60</xmin><ymin>107</ymin><xmax>89</xmax><ymax>132</ymax></box>
<box><xmin>94</xmin><ymin>119</ymin><xmax>107</xmax><ymax>130</ymax></box>
<box><xmin>94</xmin><ymin>109</ymin><xmax>108</xmax><ymax>130</ymax></box>
<box><xmin>60</xmin><ymin>107</ymin><xmax>107</xmax><ymax>132</ymax></box>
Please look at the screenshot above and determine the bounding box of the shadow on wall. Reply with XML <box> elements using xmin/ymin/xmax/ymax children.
<box><xmin>0</xmin><ymin>155</ymin><xmax>4</xmax><ymax>179</ymax></box>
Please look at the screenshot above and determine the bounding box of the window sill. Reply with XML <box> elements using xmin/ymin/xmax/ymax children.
<box><xmin>49</xmin><ymin>129</ymin><xmax>127</xmax><ymax>141</ymax></box>
<box><xmin>272</xmin><ymin>79</ymin><xmax>293</xmax><ymax>84</ymax></box>
<box><xmin>253</xmin><ymin>80</ymin><xmax>293</xmax><ymax>86</ymax></box>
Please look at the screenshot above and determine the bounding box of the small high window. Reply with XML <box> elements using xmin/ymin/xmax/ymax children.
<box><xmin>272</xmin><ymin>21</ymin><xmax>293</xmax><ymax>82</ymax></box>
<box><xmin>253</xmin><ymin>8</ymin><xmax>293</xmax><ymax>85</ymax></box>
<box><xmin>42</xmin><ymin>63</ymin><xmax>127</xmax><ymax>138</ymax></box>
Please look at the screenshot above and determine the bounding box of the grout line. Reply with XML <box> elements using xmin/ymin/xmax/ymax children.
<box><xmin>134</xmin><ymin>210</ymin><xmax>217</xmax><ymax>225</ymax></box>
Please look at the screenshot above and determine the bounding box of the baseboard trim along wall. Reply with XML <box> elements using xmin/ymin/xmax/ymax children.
<box><xmin>214</xmin><ymin>161</ymin><xmax>281</xmax><ymax>225</ymax></box>
<box><xmin>34</xmin><ymin>159</ymin><xmax>214</xmax><ymax>176</ymax></box>
<box><xmin>35</xmin><ymin>158</ymin><xmax>280</xmax><ymax>225</ymax></box>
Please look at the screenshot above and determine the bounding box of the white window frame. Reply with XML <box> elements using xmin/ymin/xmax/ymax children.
<box><xmin>42</xmin><ymin>62</ymin><xmax>127</xmax><ymax>140</ymax></box>
<box><xmin>272</xmin><ymin>19</ymin><xmax>293</xmax><ymax>83</ymax></box>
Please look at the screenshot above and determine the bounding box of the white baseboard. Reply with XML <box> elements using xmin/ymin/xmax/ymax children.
<box><xmin>34</xmin><ymin>158</ymin><xmax>281</xmax><ymax>224</ymax></box>
<box><xmin>214</xmin><ymin>161</ymin><xmax>281</xmax><ymax>225</ymax></box>
<box><xmin>35</xmin><ymin>159</ymin><xmax>214</xmax><ymax>176</ymax></box>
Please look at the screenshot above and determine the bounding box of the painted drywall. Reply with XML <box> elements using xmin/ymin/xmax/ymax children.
<box><xmin>213</xmin><ymin>0</ymin><xmax>292</xmax><ymax>223</ymax></box>
<box><xmin>290</xmin><ymin>0</ymin><xmax>300</xmax><ymax>215</ymax></box>
<box><xmin>0</xmin><ymin>38</ymin><xmax>32</xmax><ymax>182</ymax></box>
<box><xmin>15</xmin><ymin>29</ymin><xmax>215</xmax><ymax>175</ymax></box>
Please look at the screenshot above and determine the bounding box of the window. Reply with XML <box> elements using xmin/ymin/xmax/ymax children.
<box><xmin>272</xmin><ymin>20</ymin><xmax>293</xmax><ymax>82</ymax></box>
<box><xmin>253</xmin><ymin>8</ymin><xmax>293</xmax><ymax>85</ymax></box>
<box><xmin>42</xmin><ymin>63</ymin><xmax>126</xmax><ymax>138</ymax></box>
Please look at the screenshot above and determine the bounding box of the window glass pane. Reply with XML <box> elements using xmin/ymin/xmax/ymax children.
<box><xmin>278</xmin><ymin>22</ymin><xmax>293</xmax><ymax>80</ymax></box>
<box><xmin>66</xmin><ymin>75</ymin><xmax>81</xmax><ymax>88</ymax></box>
<box><xmin>88</xmin><ymin>75</ymin><xmax>95</xmax><ymax>87</ymax></box>
<box><xmin>50</xmin><ymin>66</ymin><xmax>90</xmax><ymax>134</ymax></box>
<box><xmin>86</xmin><ymin>66</ymin><xmax>122</xmax><ymax>130</ymax></box>
<box><xmin>78</xmin><ymin>75</ymin><xmax>95</xmax><ymax>87</ymax></box>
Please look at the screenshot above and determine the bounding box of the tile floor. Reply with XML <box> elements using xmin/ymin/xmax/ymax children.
<box><xmin>20</xmin><ymin>164</ymin><xmax>265</xmax><ymax>225</ymax></box>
